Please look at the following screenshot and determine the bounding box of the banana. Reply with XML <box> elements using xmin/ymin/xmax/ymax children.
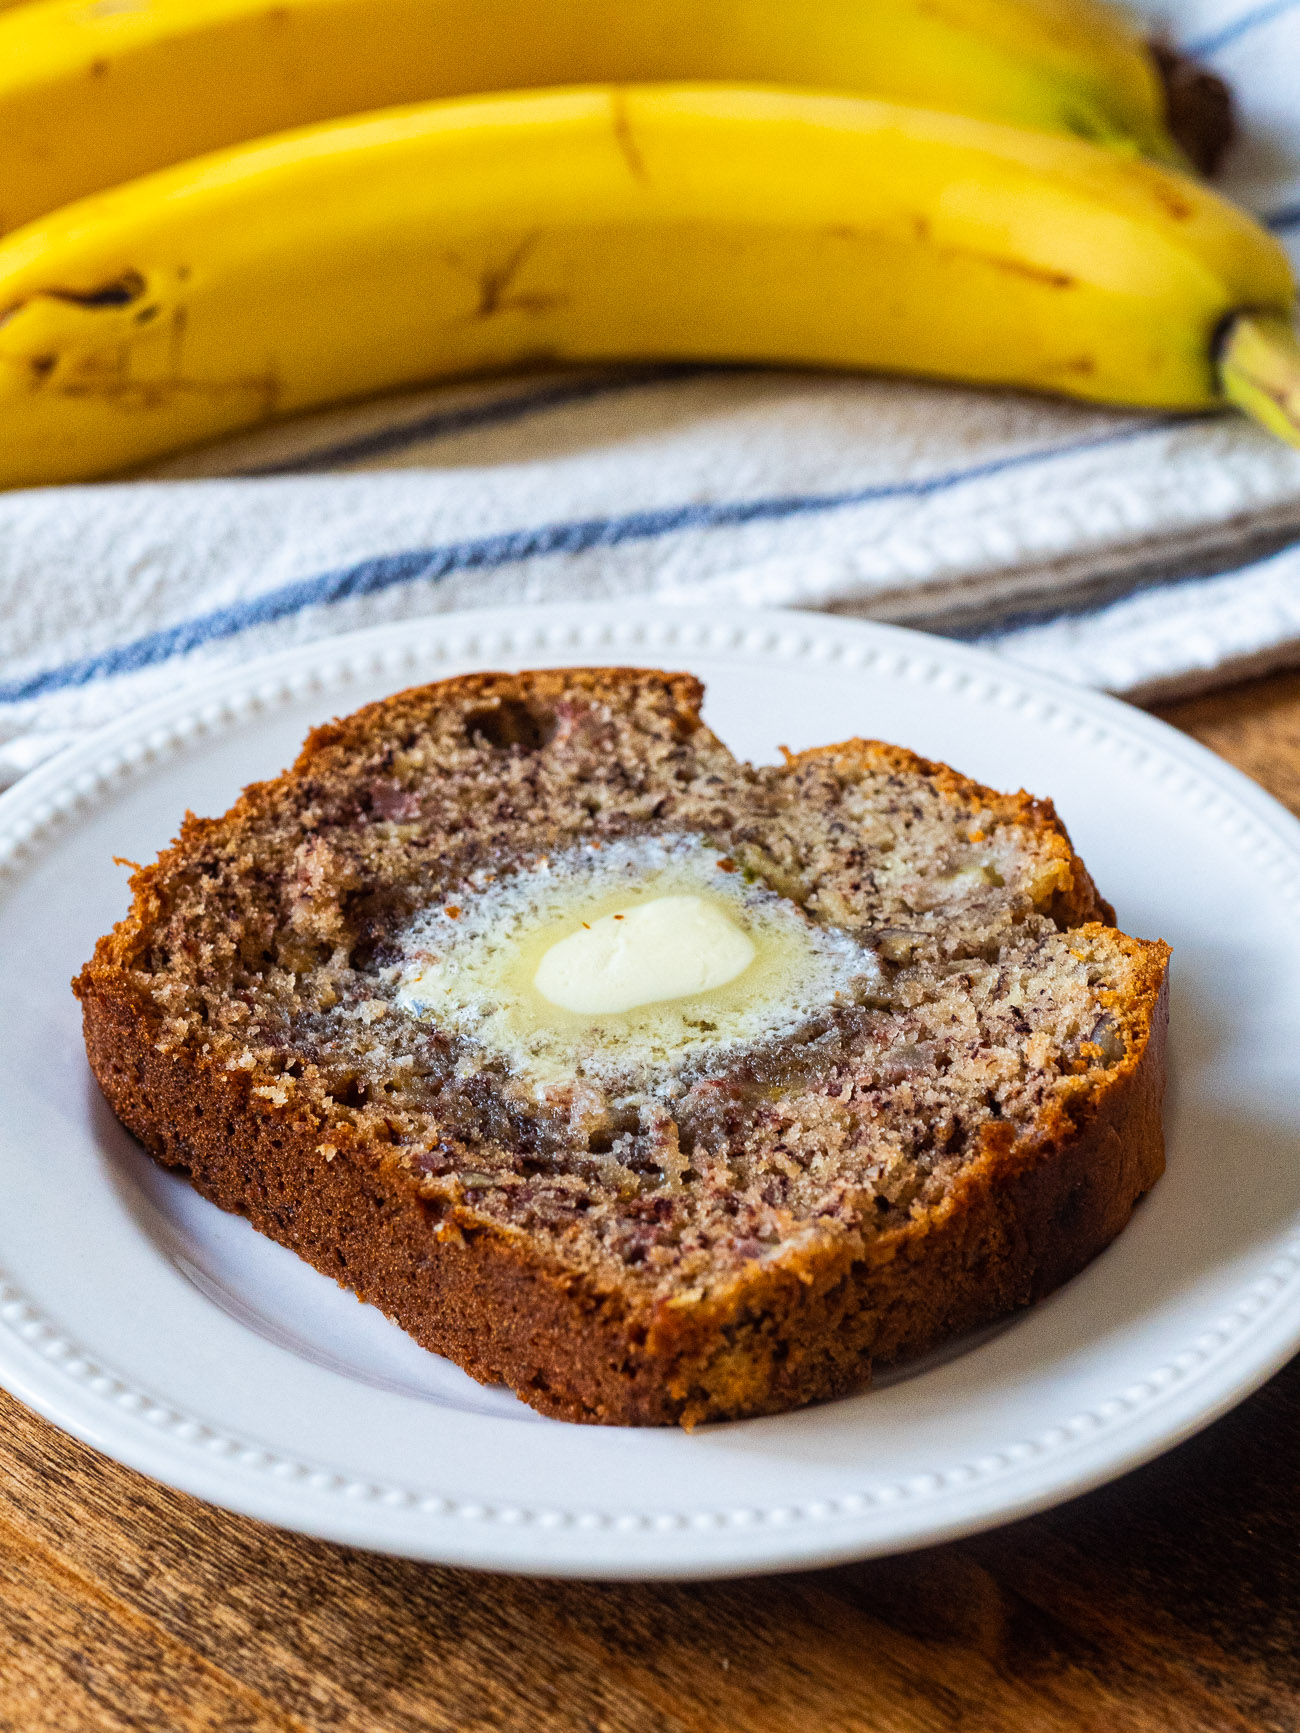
<box><xmin>0</xmin><ymin>85</ymin><xmax>1293</xmax><ymax>491</ymax></box>
<box><xmin>0</xmin><ymin>0</ymin><xmax>1181</xmax><ymax>237</ymax></box>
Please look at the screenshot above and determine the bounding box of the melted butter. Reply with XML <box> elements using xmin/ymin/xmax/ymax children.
<box><xmin>396</xmin><ymin>835</ymin><xmax>880</xmax><ymax>1089</ymax></box>
<box><xmin>533</xmin><ymin>894</ymin><xmax>756</xmax><ymax>1014</ymax></box>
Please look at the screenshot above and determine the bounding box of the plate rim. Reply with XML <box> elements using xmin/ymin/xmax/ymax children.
<box><xmin>3</xmin><ymin>598</ymin><xmax>1300</xmax><ymax>1580</ymax></box>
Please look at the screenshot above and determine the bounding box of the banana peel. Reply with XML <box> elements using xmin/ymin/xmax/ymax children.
<box><xmin>0</xmin><ymin>0</ymin><xmax>1182</xmax><ymax>236</ymax></box>
<box><xmin>0</xmin><ymin>85</ymin><xmax>1294</xmax><ymax>490</ymax></box>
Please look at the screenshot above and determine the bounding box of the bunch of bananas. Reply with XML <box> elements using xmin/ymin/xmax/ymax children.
<box><xmin>0</xmin><ymin>0</ymin><xmax>1297</xmax><ymax>488</ymax></box>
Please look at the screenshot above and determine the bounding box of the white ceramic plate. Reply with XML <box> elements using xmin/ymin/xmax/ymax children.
<box><xmin>2</xmin><ymin>602</ymin><xmax>1299</xmax><ymax>1580</ymax></box>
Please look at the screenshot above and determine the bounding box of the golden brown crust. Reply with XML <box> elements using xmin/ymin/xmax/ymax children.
<box><xmin>78</xmin><ymin>944</ymin><xmax>1167</xmax><ymax>1429</ymax></box>
<box><xmin>297</xmin><ymin>667</ymin><xmax>711</xmax><ymax>772</ymax></box>
<box><xmin>75</xmin><ymin>665</ymin><xmax>1169</xmax><ymax>1426</ymax></box>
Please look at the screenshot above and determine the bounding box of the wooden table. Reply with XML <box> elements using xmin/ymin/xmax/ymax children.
<box><xmin>5</xmin><ymin>670</ymin><xmax>1300</xmax><ymax>1733</ymax></box>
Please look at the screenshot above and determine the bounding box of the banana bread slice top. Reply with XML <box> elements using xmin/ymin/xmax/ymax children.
<box><xmin>76</xmin><ymin>667</ymin><xmax>1168</xmax><ymax>1425</ymax></box>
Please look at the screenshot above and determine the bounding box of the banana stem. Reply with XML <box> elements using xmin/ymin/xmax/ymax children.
<box><xmin>1218</xmin><ymin>310</ymin><xmax>1300</xmax><ymax>448</ymax></box>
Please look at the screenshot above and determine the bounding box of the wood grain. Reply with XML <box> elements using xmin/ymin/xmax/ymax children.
<box><xmin>3</xmin><ymin>667</ymin><xmax>1299</xmax><ymax>1733</ymax></box>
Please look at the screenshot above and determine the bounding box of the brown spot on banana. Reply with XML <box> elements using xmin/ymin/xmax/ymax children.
<box><xmin>476</xmin><ymin>236</ymin><xmax>535</xmax><ymax>317</ymax></box>
<box><xmin>467</xmin><ymin>235</ymin><xmax>564</xmax><ymax>321</ymax></box>
<box><xmin>1039</xmin><ymin>355</ymin><xmax>1099</xmax><ymax>377</ymax></box>
<box><xmin>822</xmin><ymin>225</ymin><xmax>1071</xmax><ymax>288</ymax></box>
<box><xmin>609</xmin><ymin>89</ymin><xmax>649</xmax><ymax>186</ymax></box>
<box><xmin>51</xmin><ymin>366</ymin><xmax>281</xmax><ymax>412</ymax></box>
<box><xmin>967</xmin><ymin>256</ymin><xmax>1076</xmax><ymax>289</ymax></box>
<box><xmin>9</xmin><ymin>297</ymin><xmax>278</xmax><ymax>414</ymax></box>
<box><xmin>41</xmin><ymin>271</ymin><xmax>147</xmax><ymax>310</ymax></box>
<box><xmin>1148</xmin><ymin>184</ymin><xmax>1195</xmax><ymax>221</ymax></box>
<box><xmin>168</xmin><ymin>303</ymin><xmax>187</xmax><ymax>375</ymax></box>
<box><xmin>0</xmin><ymin>269</ymin><xmax>149</xmax><ymax>340</ymax></box>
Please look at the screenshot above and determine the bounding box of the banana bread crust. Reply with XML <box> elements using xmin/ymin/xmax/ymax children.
<box><xmin>80</xmin><ymin>955</ymin><xmax>1165</xmax><ymax>1425</ymax></box>
<box><xmin>76</xmin><ymin>666</ymin><xmax>1168</xmax><ymax>1425</ymax></box>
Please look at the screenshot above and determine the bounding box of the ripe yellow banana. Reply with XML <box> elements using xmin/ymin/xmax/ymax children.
<box><xmin>0</xmin><ymin>85</ymin><xmax>1294</xmax><ymax>492</ymax></box>
<box><xmin>0</xmin><ymin>0</ymin><xmax>1181</xmax><ymax>237</ymax></box>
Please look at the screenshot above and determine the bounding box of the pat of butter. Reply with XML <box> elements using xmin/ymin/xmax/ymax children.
<box><xmin>533</xmin><ymin>894</ymin><xmax>756</xmax><ymax>1015</ymax></box>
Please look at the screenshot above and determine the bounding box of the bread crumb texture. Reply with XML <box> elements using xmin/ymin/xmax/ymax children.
<box><xmin>76</xmin><ymin>668</ymin><xmax>1169</xmax><ymax>1425</ymax></box>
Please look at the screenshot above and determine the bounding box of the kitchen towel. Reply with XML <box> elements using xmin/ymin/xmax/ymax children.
<box><xmin>2</xmin><ymin>0</ymin><xmax>1298</xmax><ymax>786</ymax></box>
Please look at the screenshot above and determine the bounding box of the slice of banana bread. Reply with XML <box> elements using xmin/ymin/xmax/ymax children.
<box><xmin>75</xmin><ymin>667</ymin><xmax>1168</xmax><ymax>1426</ymax></box>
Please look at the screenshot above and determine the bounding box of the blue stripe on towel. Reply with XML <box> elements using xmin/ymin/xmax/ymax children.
<box><xmin>240</xmin><ymin>364</ymin><xmax>714</xmax><ymax>477</ymax></box>
<box><xmin>1186</xmin><ymin>0</ymin><xmax>1300</xmax><ymax>56</ymax></box>
<box><xmin>0</xmin><ymin>415</ymin><xmax>1184</xmax><ymax>704</ymax></box>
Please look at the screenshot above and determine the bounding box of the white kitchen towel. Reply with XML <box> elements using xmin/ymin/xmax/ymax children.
<box><xmin>2</xmin><ymin>0</ymin><xmax>1299</xmax><ymax>786</ymax></box>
